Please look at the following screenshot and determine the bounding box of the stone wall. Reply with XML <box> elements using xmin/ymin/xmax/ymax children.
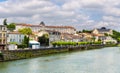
<box><xmin>1</xmin><ymin>47</ymin><xmax>69</xmax><ymax>61</ymax></box>
<box><xmin>0</xmin><ymin>44</ymin><xmax>108</xmax><ymax>61</ymax></box>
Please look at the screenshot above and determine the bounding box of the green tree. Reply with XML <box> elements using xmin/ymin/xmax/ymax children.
<box><xmin>38</xmin><ymin>34</ymin><xmax>49</xmax><ymax>46</ymax></box>
<box><xmin>18</xmin><ymin>28</ymin><xmax>32</xmax><ymax>36</ymax></box>
<box><xmin>110</xmin><ymin>30</ymin><xmax>120</xmax><ymax>43</ymax></box>
<box><xmin>22</xmin><ymin>36</ymin><xmax>29</xmax><ymax>47</ymax></box>
<box><xmin>82</xmin><ymin>29</ymin><xmax>92</xmax><ymax>33</ymax></box>
<box><xmin>3</xmin><ymin>19</ymin><xmax>7</xmax><ymax>25</ymax></box>
<box><xmin>19</xmin><ymin>28</ymin><xmax>32</xmax><ymax>47</ymax></box>
<box><xmin>7</xmin><ymin>23</ymin><xmax>16</xmax><ymax>31</ymax></box>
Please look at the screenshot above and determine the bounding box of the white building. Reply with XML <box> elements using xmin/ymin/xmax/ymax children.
<box><xmin>7</xmin><ymin>32</ymin><xmax>25</xmax><ymax>44</ymax></box>
<box><xmin>15</xmin><ymin>23</ymin><xmax>76</xmax><ymax>34</ymax></box>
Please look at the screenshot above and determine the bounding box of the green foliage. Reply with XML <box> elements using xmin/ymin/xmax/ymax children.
<box><xmin>82</xmin><ymin>29</ymin><xmax>92</xmax><ymax>33</ymax></box>
<box><xmin>110</xmin><ymin>30</ymin><xmax>120</xmax><ymax>42</ymax></box>
<box><xmin>3</xmin><ymin>19</ymin><xmax>7</xmax><ymax>25</ymax></box>
<box><xmin>17</xmin><ymin>44</ymin><xmax>27</xmax><ymax>48</ymax></box>
<box><xmin>22</xmin><ymin>36</ymin><xmax>29</xmax><ymax>47</ymax></box>
<box><xmin>52</xmin><ymin>41</ymin><xmax>77</xmax><ymax>47</ymax></box>
<box><xmin>9</xmin><ymin>42</ymin><xmax>18</xmax><ymax>45</ymax></box>
<box><xmin>52</xmin><ymin>41</ymin><xmax>102</xmax><ymax>47</ymax></box>
<box><xmin>7</xmin><ymin>23</ymin><xmax>16</xmax><ymax>31</ymax></box>
<box><xmin>18</xmin><ymin>28</ymin><xmax>32</xmax><ymax>35</ymax></box>
<box><xmin>92</xmin><ymin>41</ymin><xmax>102</xmax><ymax>44</ymax></box>
<box><xmin>104</xmin><ymin>33</ymin><xmax>109</xmax><ymax>36</ymax></box>
<box><xmin>38</xmin><ymin>34</ymin><xmax>49</xmax><ymax>46</ymax></box>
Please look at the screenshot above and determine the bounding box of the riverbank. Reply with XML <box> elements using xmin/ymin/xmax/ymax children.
<box><xmin>0</xmin><ymin>44</ymin><xmax>116</xmax><ymax>62</ymax></box>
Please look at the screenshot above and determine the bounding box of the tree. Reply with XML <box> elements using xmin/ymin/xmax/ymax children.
<box><xmin>18</xmin><ymin>28</ymin><xmax>32</xmax><ymax>36</ymax></box>
<box><xmin>82</xmin><ymin>29</ymin><xmax>92</xmax><ymax>33</ymax></box>
<box><xmin>22</xmin><ymin>36</ymin><xmax>29</xmax><ymax>47</ymax></box>
<box><xmin>110</xmin><ymin>30</ymin><xmax>120</xmax><ymax>43</ymax></box>
<box><xmin>19</xmin><ymin>28</ymin><xmax>32</xmax><ymax>47</ymax></box>
<box><xmin>3</xmin><ymin>19</ymin><xmax>7</xmax><ymax>25</ymax></box>
<box><xmin>7</xmin><ymin>23</ymin><xmax>16</xmax><ymax>31</ymax></box>
<box><xmin>38</xmin><ymin>34</ymin><xmax>49</xmax><ymax>46</ymax></box>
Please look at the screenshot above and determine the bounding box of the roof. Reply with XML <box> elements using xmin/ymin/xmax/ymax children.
<box><xmin>46</xmin><ymin>26</ymin><xmax>76</xmax><ymax>30</ymax></box>
<box><xmin>8</xmin><ymin>31</ymin><xmax>24</xmax><ymax>34</ymax></box>
<box><xmin>96</xmin><ymin>27</ymin><xmax>111</xmax><ymax>32</ymax></box>
<box><xmin>62</xmin><ymin>33</ymin><xmax>81</xmax><ymax>40</ymax></box>
<box><xmin>16</xmin><ymin>23</ymin><xmax>42</xmax><ymax>27</ymax></box>
<box><xmin>16</xmin><ymin>23</ymin><xmax>75</xmax><ymax>30</ymax></box>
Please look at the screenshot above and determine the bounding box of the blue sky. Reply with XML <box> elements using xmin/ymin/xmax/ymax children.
<box><xmin>0</xmin><ymin>0</ymin><xmax>120</xmax><ymax>31</ymax></box>
<box><xmin>0</xmin><ymin>0</ymin><xmax>5</xmax><ymax>1</ymax></box>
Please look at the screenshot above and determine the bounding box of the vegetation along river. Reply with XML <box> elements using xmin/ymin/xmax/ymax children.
<box><xmin>0</xmin><ymin>47</ymin><xmax>120</xmax><ymax>73</ymax></box>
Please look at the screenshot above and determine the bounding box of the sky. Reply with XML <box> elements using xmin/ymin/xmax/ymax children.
<box><xmin>0</xmin><ymin>0</ymin><xmax>120</xmax><ymax>31</ymax></box>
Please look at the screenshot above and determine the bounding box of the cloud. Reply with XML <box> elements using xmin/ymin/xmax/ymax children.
<box><xmin>0</xmin><ymin>0</ymin><xmax>120</xmax><ymax>31</ymax></box>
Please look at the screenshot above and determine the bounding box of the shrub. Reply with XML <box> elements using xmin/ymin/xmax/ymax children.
<box><xmin>18</xmin><ymin>44</ymin><xmax>27</xmax><ymax>48</ymax></box>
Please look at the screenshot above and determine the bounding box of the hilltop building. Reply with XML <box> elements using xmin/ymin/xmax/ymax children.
<box><xmin>15</xmin><ymin>22</ymin><xmax>76</xmax><ymax>34</ymax></box>
<box><xmin>92</xmin><ymin>27</ymin><xmax>117</xmax><ymax>44</ymax></box>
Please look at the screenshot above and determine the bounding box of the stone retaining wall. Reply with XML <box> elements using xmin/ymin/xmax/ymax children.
<box><xmin>0</xmin><ymin>44</ymin><xmax>107</xmax><ymax>61</ymax></box>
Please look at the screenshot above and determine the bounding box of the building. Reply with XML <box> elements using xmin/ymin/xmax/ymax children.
<box><xmin>46</xmin><ymin>30</ymin><xmax>61</xmax><ymax>43</ymax></box>
<box><xmin>92</xmin><ymin>27</ymin><xmax>117</xmax><ymax>44</ymax></box>
<box><xmin>33</xmin><ymin>30</ymin><xmax>61</xmax><ymax>46</ymax></box>
<box><xmin>61</xmin><ymin>33</ymin><xmax>83</xmax><ymax>42</ymax></box>
<box><xmin>15</xmin><ymin>23</ymin><xmax>76</xmax><ymax>34</ymax></box>
<box><xmin>0</xmin><ymin>25</ymin><xmax>7</xmax><ymax>50</ymax></box>
<box><xmin>45</xmin><ymin>26</ymin><xmax>76</xmax><ymax>34</ymax></box>
<box><xmin>92</xmin><ymin>27</ymin><xmax>113</xmax><ymax>35</ymax></box>
<box><xmin>7</xmin><ymin>32</ymin><xmax>25</xmax><ymax>44</ymax></box>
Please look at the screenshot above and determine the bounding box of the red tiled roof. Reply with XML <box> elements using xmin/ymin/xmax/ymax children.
<box><xmin>8</xmin><ymin>31</ymin><xmax>23</xmax><ymax>34</ymax></box>
<box><xmin>16</xmin><ymin>23</ymin><xmax>76</xmax><ymax>30</ymax></box>
<box><xmin>46</xmin><ymin>26</ymin><xmax>75</xmax><ymax>30</ymax></box>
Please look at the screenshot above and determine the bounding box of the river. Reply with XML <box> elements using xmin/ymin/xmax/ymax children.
<box><xmin>0</xmin><ymin>47</ymin><xmax>120</xmax><ymax>73</ymax></box>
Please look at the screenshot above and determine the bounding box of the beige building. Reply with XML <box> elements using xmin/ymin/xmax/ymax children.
<box><xmin>92</xmin><ymin>27</ymin><xmax>117</xmax><ymax>44</ymax></box>
<box><xmin>15</xmin><ymin>23</ymin><xmax>76</xmax><ymax>34</ymax></box>
<box><xmin>92</xmin><ymin>27</ymin><xmax>113</xmax><ymax>35</ymax></box>
<box><xmin>0</xmin><ymin>25</ymin><xmax>7</xmax><ymax>50</ymax></box>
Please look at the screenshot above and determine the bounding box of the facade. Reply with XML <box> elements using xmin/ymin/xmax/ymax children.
<box><xmin>0</xmin><ymin>25</ymin><xmax>7</xmax><ymax>50</ymax></box>
<box><xmin>46</xmin><ymin>30</ymin><xmax>61</xmax><ymax>43</ymax></box>
<box><xmin>92</xmin><ymin>27</ymin><xmax>113</xmax><ymax>35</ymax></box>
<box><xmin>33</xmin><ymin>30</ymin><xmax>61</xmax><ymax>44</ymax></box>
<box><xmin>0</xmin><ymin>25</ymin><xmax>7</xmax><ymax>44</ymax></box>
<box><xmin>61</xmin><ymin>33</ymin><xmax>83</xmax><ymax>42</ymax></box>
<box><xmin>15</xmin><ymin>23</ymin><xmax>76</xmax><ymax>34</ymax></box>
<box><xmin>7</xmin><ymin>32</ymin><xmax>25</xmax><ymax>44</ymax></box>
<box><xmin>92</xmin><ymin>27</ymin><xmax>117</xmax><ymax>44</ymax></box>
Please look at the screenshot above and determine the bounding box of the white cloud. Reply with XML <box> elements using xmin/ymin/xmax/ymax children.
<box><xmin>0</xmin><ymin>0</ymin><xmax>120</xmax><ymax>31</ymax></box>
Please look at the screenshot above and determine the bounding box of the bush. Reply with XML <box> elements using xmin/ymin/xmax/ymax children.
<box><xmin>18</xmin><ymin>44</ymin><xmax>27</xmax><ymax>48</ymax></box>
<box><xmin>52</xmin><ymin>41</ymin><xmax>102</xmax><ymax>47</ymax></box>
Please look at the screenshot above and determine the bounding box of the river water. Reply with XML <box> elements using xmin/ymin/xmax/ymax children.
<box><xmin>0</xmin><ymin>47</ymin><xmax>120</xmax><ymax>73</ymax></box>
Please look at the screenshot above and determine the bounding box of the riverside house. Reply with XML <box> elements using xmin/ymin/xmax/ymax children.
<box><xmin>0</xmin><ymin>25</ymin><xmax>7</xmax><ymax>50</ymax></box>
<box><xmin>92</xmin><ymin>27</ymin><xmax>117</xmax><ymax>44</ymax></box>
<box><xmin>7</xmin><ymin>32</ymin><xmax>25</xmax><ymax>44</ymax></box>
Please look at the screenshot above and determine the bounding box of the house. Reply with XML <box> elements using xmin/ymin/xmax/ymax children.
<box><xmin>7</xmin><ymin>32</ymin><xmax>25</xmax><ymax>44</ymax></box>
<box><xmin>92</xmin><ymin>27</ymin><xmax>117</xmax><ymax>44</ymax></box>
<box><xmin>15</xmin><ymin>23</ymin><xmax>76</xmax><ymax>34</ymax></box>
<box><xmin>46</xmin><ymin>30</ymin><xmax>61</xmax><ymax>43</ymax></box>
<box><xmin>92</xmin><ymin>27</ymin><xmax>113</xmax><ymax>35</ymax></box>
<box><xmin>0</xmin><ymin>25</ymin><xmax>7</xmax><ymax>50</ymax></box>
<box><xmin>79</xmin><ymin>33</ymin><xmax>93</xmax><ymax>42</ymax></box>
<box><xmin>61</xmin><ymin>33</ymin><xmax>83</xmax><ymax>42</ymax></box>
